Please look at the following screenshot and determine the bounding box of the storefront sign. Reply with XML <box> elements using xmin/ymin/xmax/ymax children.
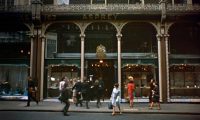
<box><xmin>83</xmin><ymin>14</ymin><xmax>117</xmax><ymax>20</ymax></box>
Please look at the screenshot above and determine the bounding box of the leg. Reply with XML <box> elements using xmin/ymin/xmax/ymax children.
<box><xmin>157</xmin><ymin>102</ymin><xmax>161</xmax><ymax>110</ymax></box>
<box><xmin>86</xmin><ymin>100</ymin><xmax>89</xmax><ymax>109</ymax></box>
<box><xmin>149</xmin><ymin>102</ymin><xmax>154</xmax><ymax>109</ymax></box>
<box><xmin>96</xmin><ymin>97</ymin><xmax>100</xmax><ymax>108</ymax></box>
<box><xmin>117</xmin><ymin>102</ymin><xmax>122</xmax><ymax>114</ymax></box>
<box><xmin>26</xmin><ymin>92</ymin><xmax>31</xmax><ymax>106</ymax></box>
<box><xmin>112</xmin><ymin>106</ymin><xmax>116</xmax><ymax>116</ymax></box>
<box><xmin>63</xmin><ymin>102</ymin><xmax>70</xmax><ymax>116</ymax></box>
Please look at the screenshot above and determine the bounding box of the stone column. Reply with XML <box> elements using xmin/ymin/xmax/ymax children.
<box><xmin>39</xmin><ymin>34</ymin><xmax>45</xmax><ymax>100</ymax></box>
<box><xmin>80</xmin><ymin>33</ymin><xmax>85</xmax><ymax>82</ymax></box>
<box><xmin>31</xmin><ymin>28</ymin><xmax>44</xmax><ymax>101</ymax></box>
<box><xmin>187</xmin><ymin>0</ymin><xmax>192</xmax><ymax>5</ymax></box>
<box><xmin>164</xmin><ymin>33</ymin><xmax>170</xmax><ymax>102</ymax></box>
<box><xmin>141</xmin><ymin>0</ymin><xmax>144</xmax><ymax>5</ymax></box>
<box><xmin>157</xmin><ymin>29</ymin><xmax>168</xmax><ymax>103</ymax></box>
<box><xmin>117</xmin><ymin>33</ymin><xmax>122</xmax><ymax>97</ymax></box>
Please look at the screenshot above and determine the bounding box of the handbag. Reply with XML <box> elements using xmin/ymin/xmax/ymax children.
<box><xmin>108</xmin><ymin>101</ymin><xmax>113</xmax><ymax>109</ymax></box>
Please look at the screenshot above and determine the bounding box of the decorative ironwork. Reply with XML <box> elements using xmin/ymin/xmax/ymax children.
<box><xmin>96</xmin><ymin>44</ymin><xmax>106</xmax><ymax>59</ymax></box>
<box><xmin>0</xmin><ymin>4</ymin><xmax>200</xmax><ymax>14</ymax></box>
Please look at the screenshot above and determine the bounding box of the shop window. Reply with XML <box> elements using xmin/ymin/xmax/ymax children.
<box><xmin>170</xmin><ymin>65</ymin><xmax>200</xmax><ymax>98</ymax></box>
<box><xmin>47</xmin><ymin>65</ymin><xmax>79</xmax><ymax>97</ymax></box>
<box><xmin>122</xmin><ymin>64</ymin><xmax>155</xmax><ymax>99</ymax></box>
<box><xmin>0</xmin><ymin>64</ymin><xmax>29</xmax><ymax>97</ymax></box>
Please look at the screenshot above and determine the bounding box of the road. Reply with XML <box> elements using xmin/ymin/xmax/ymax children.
<box><xmin>1</xmin><ymin>111</ymin><xmax>200</xmax><ymax>120</ymax></box>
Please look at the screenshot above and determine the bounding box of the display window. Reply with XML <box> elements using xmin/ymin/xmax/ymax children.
<box><xmin>170</xmin><ymin>64</ymin><xmax>200</xmax><ymax>98</ymax></box>
<box><xmin>122</xmin><ymin>64</ymin><xmax>155</xmax><ymax>100</ymax></box>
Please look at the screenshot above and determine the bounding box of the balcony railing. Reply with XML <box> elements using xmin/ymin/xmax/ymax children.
<box><xmin>42</xmin><ymin>4</ymin><xmax>160</xmax><ymax>14</ymax></box>
<box><xmin>0</xmin><ymin>4</ymin><xmax>200</xmax><ymax>14</ymax></box>
<box><xmin>0</xmin><ymin>5</ymin><xmax>31</xmax><ymax>12</ymax></box>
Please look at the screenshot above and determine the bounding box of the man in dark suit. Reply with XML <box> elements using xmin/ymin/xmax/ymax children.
<box><xmin>26</xmin><ymin>76</ymin><xmax>38</xmax><ymax>107</ymax></box>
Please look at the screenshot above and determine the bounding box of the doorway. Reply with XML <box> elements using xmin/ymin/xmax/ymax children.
<box><xmin>87</xmin><ymin>59</ymin><xmax>115</xmax><ymax>98</ymax></box>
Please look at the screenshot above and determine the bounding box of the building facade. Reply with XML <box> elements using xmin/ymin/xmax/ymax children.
<box><xmin>0</xmin><ymin>0</ymin><xmax>200</xmax><ymax>102</ymax></box>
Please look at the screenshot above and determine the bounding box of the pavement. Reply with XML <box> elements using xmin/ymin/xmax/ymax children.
<box><xmin>0</xmin><ymin>99</ymin><xmax>200</xmax><ymax>115</ymax></box>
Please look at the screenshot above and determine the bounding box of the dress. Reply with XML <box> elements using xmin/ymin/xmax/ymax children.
<box><xmin>111</xmin><ymin>87</ymin><xmax>120</xmax><ymax>106</ymax></box>
<box><xmin>152</xmin><ymin>85</ymin><xmax>159</xmax><ymax>102</ymax></box>
<box><xmin>127</xmin><ymin>82</ymin><xmax>135</xmax><ymax>101</ymax></box>
<box><xmin>149</xmin><ymin>82</ymin><xmax>155</xmax><ymax>102</ymax></box>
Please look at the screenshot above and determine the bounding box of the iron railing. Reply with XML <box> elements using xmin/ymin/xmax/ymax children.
<box><xmin>0</xmin><ymin>4</ymin><xmax>200</xmax><ymax>14</ymax></box>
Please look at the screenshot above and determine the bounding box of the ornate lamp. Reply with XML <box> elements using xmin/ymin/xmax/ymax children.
<box><xmin>96</xmin><ymin>44</ymin><xmax>106</xmax><ymax>62</ymax></box>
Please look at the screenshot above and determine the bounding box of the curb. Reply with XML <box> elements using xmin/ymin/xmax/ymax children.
<box><xmin>1</xmin><ymin>109</ymin><xmax>200</xmax><ymax>115</ymax></box>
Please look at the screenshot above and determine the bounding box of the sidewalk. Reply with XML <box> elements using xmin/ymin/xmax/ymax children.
<box><xmin>0</xmin><ymin>99</ymin><xmax>200</xmax><ymax>115</ymax></box>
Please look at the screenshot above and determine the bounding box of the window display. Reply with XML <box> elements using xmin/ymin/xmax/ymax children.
<box><xmin>47</xmin><ymin>65</ymin><xmax>79</xmax><ymax>97</ymax></box>
<box><xmin>170</xmin><ymin>64</ymin><xmax>200</xmax><ymax>98</ymax></box>
<box><xmin>122</xmin><ymin>64</ymin><xmax>155</xmax><ymax>100</ymax></box>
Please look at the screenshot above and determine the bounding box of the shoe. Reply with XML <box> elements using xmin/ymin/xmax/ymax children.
<box><xmin>64</xmin><ymin>113</ymin><xmax>70</xmax><ymax>116</ymax></box>
<box><xmin>25</xmin><ymin>105</ymin><xmax>30</xmax><ymax>107</ymax></box>
<box><xmin>112</xmin><ymin>113</ymin><xmax>115</xmax><ymax>116</ymax></box>
<box><xmin>149</xmin><ymin>107</ymin><xmax>153</xmax><ymax>109</ymax></box>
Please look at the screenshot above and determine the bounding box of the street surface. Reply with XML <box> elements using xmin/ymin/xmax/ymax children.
<box><xmin>0</xmin><ymin>111</ymin><xmax>200</xmax><ymax>120</ymax></box>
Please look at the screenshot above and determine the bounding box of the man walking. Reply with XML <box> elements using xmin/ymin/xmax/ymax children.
<box><xmin>60</xmin><ymin>83</ymin><xmax>71</xmax><ymax>116</ymax></box>
<box><xmin>26</xmin><ymin>76</ymin><xmax>38</xmax><ymax>107</ymax></box>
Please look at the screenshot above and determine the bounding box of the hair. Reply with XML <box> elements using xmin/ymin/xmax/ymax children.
<box><xmin>128</xmin><ymin>76</ymin><xmax>134</xmax><ymax>81</ymax></box>
<box><xmin>114</xmin><ymin>83</ymin><xmax>119</xmax><ymax>88</ymax></box>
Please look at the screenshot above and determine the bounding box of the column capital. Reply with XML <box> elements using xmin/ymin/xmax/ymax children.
<box><xmin>164</xmin><ymin>34</ymin><xmax>170</xmax><ymax>37</ymax></box>
<box><xmin>40</xmin><ymin>35</ymin><xmax>46</xmax><ymax>40</ymax></box>
<box><xmin>29</xmin><ymin>34</ymin><xmax>35</xmax><ymax>38</ymax></box>
<box><xmin>156</xmin><ymin>34</ymin><xmax>162</xmax><ymax>38</ymax></box>
<box><xmin>116</xmin><ymin>33</ymin><xmax>122</xmax><ymax>38</ymax></box>
<box><xmin>80</xmin><ymin>33</ymin><xmax>86</xmax><ymax>38</ymax></box>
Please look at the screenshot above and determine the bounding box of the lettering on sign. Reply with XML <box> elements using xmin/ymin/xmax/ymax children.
<box><xmin>83</xmin><ymin>14</ymin><xmax>117</xmax><ymax>20</ymax></box>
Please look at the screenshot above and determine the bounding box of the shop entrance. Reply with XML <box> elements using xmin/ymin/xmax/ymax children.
<box><xmin>87</xmin><ymin>59</ymin><xmax>115</xmax><ymax>98</ymax></box>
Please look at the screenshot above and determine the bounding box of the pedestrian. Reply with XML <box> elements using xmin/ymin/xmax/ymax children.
<box><xmin>60</xmin><ymin>83</ymin><xmax>71</xmax><ymax>116</ymax></box>
<box><xmin>110</xmin><ymin>83</ymin><xmax>122</xmax><ymax>116</ymax></box>
<box><xmin>59</xmin><ymin>77</ymin><xmax>66</xmax><ymax>95</ymax></box>
<box><xmin>127</xmin><ymin>76</ymin><xmax>135</xmax><ymax>108</ymax></box>
<box><xmin>72</xmin><ymin>79</ymin><xmax>83</xmax><ymax>107</ymax></box>
<box><xmin>81</xmin><ymin>77</ymin><xmax>90</xmax><ymax>109</ymax></box>
<box><xmin>149</xmin><ymin>78</ymin><xmax>155</xmax><ymax>106</ymax></box>
<box><xmin>25</xmin><ymin>76</ymin><xmax>38</xmax><ymax>107</ymax></box>
<box><xmin>149</xmin><ymin>82</ymin><xmax>161</xmax><ymax>110</ymax></box>
<box><xmin>93</xmin><ymin>78</ymin><xmax>101</xmax><ymax>108</ymax></box>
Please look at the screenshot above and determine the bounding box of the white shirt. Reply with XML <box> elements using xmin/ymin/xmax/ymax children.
<box><xmin>111</xmin><ymin>87</ymin><xmax>120</xmax><ymax>106</ymax></box>
<box><xmin>59</xmin><ymin>81</ymin><xmax>65</xmax><ymax>91</ymax></box>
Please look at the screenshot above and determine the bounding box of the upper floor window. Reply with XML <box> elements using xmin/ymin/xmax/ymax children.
<box><xmin>0</xmin><ymin>0</ymin><xmax>14</xmax><ymax>6</ymax></box>
<box><xmin>193</xmin><ymin>0</ymin><xmax>200</xmax><ymax>5</ymax></box>
<box><xmin>174</xmin><ymin>0</ymin><xmax>187</xmax><ymax>4</ymax></box>
<box><xmin>42</xmin><ymin>0</ymin><xmax>54</xmax><ymax>4</ymax></box>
